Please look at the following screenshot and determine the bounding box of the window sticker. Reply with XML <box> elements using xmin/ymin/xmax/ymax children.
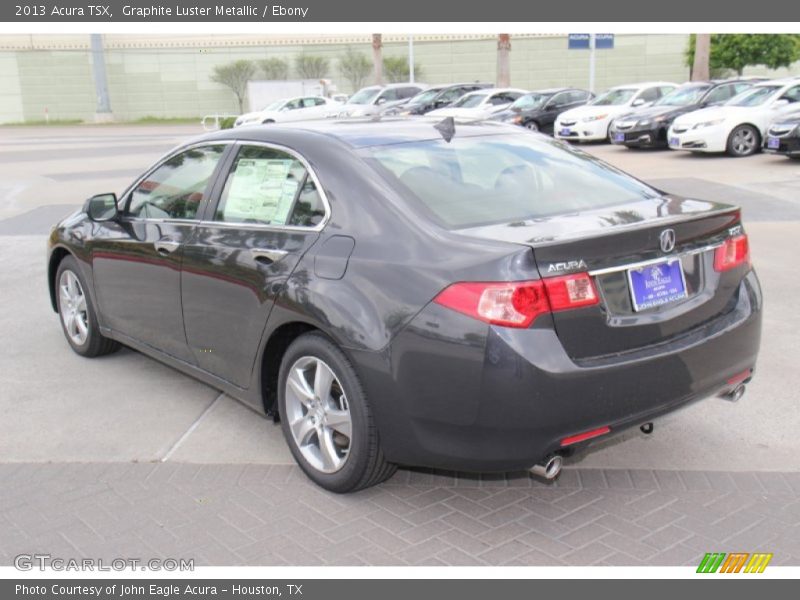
<box><xmin>223</xmin><ymin>158</ymin><xmax>300</xmax><ymax>224</ymax></box>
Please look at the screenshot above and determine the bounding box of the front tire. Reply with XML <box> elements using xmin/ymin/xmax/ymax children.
<box><xmin>726</xmin><ymin>125</ymin><xmax>760</xmax><ymax>157</ymax></box>
<box><xmin>55</xmin><ymin>256</ymin><xmax>119</xmax><ymax>357</ymax></box>
<box><xmin>523</xmin><ymin>120</ymin><xmax>539</xmax><ymax>132</ymax></box>
<box><xmin>277</xmin><ymin>332</ymin><xmax>396</xmax><ymax>493</ymax></box>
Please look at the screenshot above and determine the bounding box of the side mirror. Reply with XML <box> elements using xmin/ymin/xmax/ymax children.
<box><xmin>631</xmin><ymin>98</ymin><xmax>646</xmax><ymax>107</ymax></box>
<box><xmin>85</xmin><ymin>193</ymin><xmax>119</xmax><ymax>222</ymax></box>
<box><xmin>772</xmin><ymin>99</ymin><xmax>790</xmax><ymax>109</ymax></box>
<box><xmin>376</xmin><ymin>97</ymin><xmax>387</xmax><ymax>105</ymax></box>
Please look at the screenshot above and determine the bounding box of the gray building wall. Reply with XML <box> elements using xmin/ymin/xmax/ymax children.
<box><xmin>0</xmin><ymin>33</ymin><xmax>798</xmax><ymax>124</ymax></box>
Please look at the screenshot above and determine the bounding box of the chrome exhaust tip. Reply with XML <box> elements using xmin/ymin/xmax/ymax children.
<box><xmin>721</xmin><ymin>383</ymin><xmax>746</xmax><ymax>403</ymax></box>
<box><xmin>529</xmin><ymin>455</ymin><xmax>563</xmax><ymax>480</ymax></box>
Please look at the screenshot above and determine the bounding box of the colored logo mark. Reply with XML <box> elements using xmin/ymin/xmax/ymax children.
<box><xmin>697</xmin><ymin>552</ymin><xmax>773</xmax><ymax>573</ymax></box>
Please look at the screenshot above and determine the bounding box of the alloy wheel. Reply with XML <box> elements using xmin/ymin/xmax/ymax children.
<box><xmin>59</xmin><ymin>270</ymin><xmax>89</xmax><ymax>345</ymax></box>
<box><xmin>284</xmin><ymin>356</ymin><xmax>352</xmax><ymax>473</ymax></box>
<box><xmin>731</xmin><ymin>127</ymin><xmax>757</xmax><ymax>156</ymax></box>
<box><xmin>525</xmin><ymin>121</ymin><xmax>539</xmax><ymax>131</ymax></box>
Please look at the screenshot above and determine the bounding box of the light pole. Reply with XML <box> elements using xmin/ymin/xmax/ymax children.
<box><xmin>588</xmin><ymin>33</ymin><xmax>596</xmax><ymax>93</ymax></box>
<box><xmin>90</xmin><ymin>33</ymin><xmax>113</xmax><ymax>122</ymax></box>
<box><xmin>408</xmin><ymin>34</ymin><xmax>415</xmax><ymax>84</ymax></box>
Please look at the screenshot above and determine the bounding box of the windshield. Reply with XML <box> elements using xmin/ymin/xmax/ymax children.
<box><xmin>348</xmin><ymin>88</ymin><xmax>381</xmax><ymax>105</ymax></box>
<box><xmin>408</xmin><ymin>89</ymin><xmax>441</xmax><ymax>104</ymax></box>
<box><xmin>452</xmin><ymin>93</ymin><xmax>487</xmax><ymax>108</ymax></box>
<box><xmin>655</xmin><ymin>86</ymin><xmax>709</xmax><ymax>106</ymax></box>
<box><xmin>591</xmin><ymin>89</ymin><xmax>637</xmax><ymax>106</ymax></box>
<box><xmin>261</xmin><ymin>100</ymin><xmax>285</xmax><ymax>111</ymax></box>
<box><xmin>362</xmin><ymin>134</ymin><xmax>660</xmax><ymax>230</ymax></box>
<box><xmin>726</xmin><ymin>85</ymin><xmax>781</xmax><ymax>107</ymax></box>
<box><xmin>511</xmin><ymin>93</ymin><xmax>548</xmax><ymax>110</ymax></box>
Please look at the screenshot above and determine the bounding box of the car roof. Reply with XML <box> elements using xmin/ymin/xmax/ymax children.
<box><xmin>609</xmin><ymin>81</ymin><xmax>676</xmax><ymax>90</ymax></box>
<box><xmin>528</xmin><ymin>87</ymin><xmax>575</xmax><ymax>94</ymax></box>
<box><xmin>197</xmin><ymin>118</ymin><xmax>522</xmax><ymax>149</ymax></box>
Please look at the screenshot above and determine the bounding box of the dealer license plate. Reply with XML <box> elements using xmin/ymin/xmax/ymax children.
<box><xmin>767</xmin><ymin>137</ymin><xmax>780</xmax><ymax>149</ymax></box>
<box><xmin>627</xmin><ymin>259</ymin><xmax>688</xmax><ymax>312</ymax></box>
<box><xmin>613</xmin><ymin>132</ymin><xmax>625</xmax><ymax>143</ymax></box>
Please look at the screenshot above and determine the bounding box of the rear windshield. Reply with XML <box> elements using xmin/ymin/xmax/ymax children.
<box><xmin>361</xmin><ymin>134</ymin><xmax>660</xmax><ymax>229</ymax></box>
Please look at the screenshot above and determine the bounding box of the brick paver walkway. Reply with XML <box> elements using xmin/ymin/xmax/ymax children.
<box><xmin>1</xmin><ymin>464</ymin><xmax>798</xmax><ymax>567</ymax></box>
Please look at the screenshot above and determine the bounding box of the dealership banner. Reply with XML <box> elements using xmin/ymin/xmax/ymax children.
<box><xmin>2</xmin><ymin>0</ymin><xmax>800</xmax><ymax>21</ymax></box>
<box><xmin>4</xmin><ymin>579</ymin><xmax>800</xmax><ymax>599</ymax></box>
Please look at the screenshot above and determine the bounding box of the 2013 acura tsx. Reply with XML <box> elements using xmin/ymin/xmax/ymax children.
<box><xmin>47</xmin><ymin>119</ymin><xmax>762</xmax><ymax>492</ymax></box>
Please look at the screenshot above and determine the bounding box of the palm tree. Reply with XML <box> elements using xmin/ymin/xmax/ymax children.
<box><xmin>497</xmin><ymin>34</ymin><xmax>511</xmax><ymax>87</ymax></box>
<box><xmin>692</xmin><ymin>34</ymin><xmax>711</xmax><ymax>81</ymax></box>
<box><xmin>372</xmin><ymin>34</ymin><xmax>383</xmax><ymax>85</ymax></box>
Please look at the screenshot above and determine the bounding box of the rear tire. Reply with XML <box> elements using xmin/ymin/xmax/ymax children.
<box><xmin>277</xmin><ymin>332</ymin><xmax>396</xmax><ymax>493</ymax></box>
<box><xmin>726</xmin><ymin>125</ymin><xmax>760</xmax><ymax>157</ymax></box>
<box><xmin>55</xmin><ymin>256</ymin><xmax>119</xmax><ymax>357</ymax></box>
<box><xmin>523</xmin><ymin>120</ymin><xmax>539</xmax><ymax>132</ymax></box>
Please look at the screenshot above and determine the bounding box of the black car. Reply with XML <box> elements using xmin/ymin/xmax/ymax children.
<box><xmin>490</xmin><ymin>88</ymin><xmax>593</xmax><ymax>133</ymax></box>
<box><xmin>764</xmin><ymin>111</ymin><xmax>800</xmax><ymax>158</ymax></box>
<box><xmin>610</xmin><ymin>80</ymin><xmax>756</xmax><ymax>148</ymax></box>
<box><xmin>398</xmin><ymin>83</ymin><xmax>493</xmax><ymax>115</ymax></box>
<box><xmin>47</xmin><ymin>120</ymin><xmax>762</xmax><ymax>493</ymax></box>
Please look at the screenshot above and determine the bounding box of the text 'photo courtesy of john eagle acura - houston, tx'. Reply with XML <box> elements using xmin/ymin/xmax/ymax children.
<box><xmin>47</xmin><ymin>118</ymin><xmax>762</xmax><ymax>493</ymax></box>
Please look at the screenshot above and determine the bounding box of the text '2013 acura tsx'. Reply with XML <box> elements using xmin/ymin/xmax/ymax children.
<box><xmin>47</xmin><ymin>119</ymin><xmax>763</xmax><ymax>493</ymax></box>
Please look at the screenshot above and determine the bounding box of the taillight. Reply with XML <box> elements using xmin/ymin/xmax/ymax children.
<box><xmin>542</xmin><ymin>273</ymin><xmax>599</xmax><ymax>311</ymax></box>
<box><xmin>433</xmin><ymin>273</ymin><xmax>598</xmax><ymax>329</ymax></box>
<box><xmin>714</xmin><ymin>234</ymin><xmax>750</xmax><ymax>272</ymax></box>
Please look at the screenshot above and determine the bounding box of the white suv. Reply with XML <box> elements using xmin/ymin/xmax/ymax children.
<box><xmin>668</xmin><ymin>78</ymin><xmax>800</xmax><ymax>156</ymax></box>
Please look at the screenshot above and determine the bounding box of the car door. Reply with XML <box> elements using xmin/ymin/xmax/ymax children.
<box><xmin>540</xmin><ymin>92</ymin><xmax>574</xmax><ymax>133</ymax></box>
<box><xmin>90</xmin><ymin>143</ymin><xmax>230</xmax><ymax>362</ymax></box>
<box><xmin>181</xmin><ymin>143</ymin><xmax>328</xmax><ymax>387</ymax></box>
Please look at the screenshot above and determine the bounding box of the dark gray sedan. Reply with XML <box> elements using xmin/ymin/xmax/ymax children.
<box><xmin>47</xmin><ymin>119</ymin><xmax>762</xmax><ymax>492</ymax></box>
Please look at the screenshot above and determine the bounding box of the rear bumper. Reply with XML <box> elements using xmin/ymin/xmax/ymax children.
<box><xmin>362</xmin><ymin>270</ymin><xmax>762</xmax><ymax>472</ymax></box>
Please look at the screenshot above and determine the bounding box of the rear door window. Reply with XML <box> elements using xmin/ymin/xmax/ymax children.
<box><xmin>213</xmin><ymin>145</ymin><xmax>324</xmax><ymax>227</ymax></box>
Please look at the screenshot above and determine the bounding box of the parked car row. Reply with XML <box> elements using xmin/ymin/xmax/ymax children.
<box><xmin>233</xmin><ymin>76</ymin><xmax>800</xmax><ymax>159</ymax></box>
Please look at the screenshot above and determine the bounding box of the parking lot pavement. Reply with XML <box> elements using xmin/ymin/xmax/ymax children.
<box><xmin>0</xmin><ymin>126</ymin><xmax>799</xmax><ymax>565</ymax></box>
<box><xmin>1</xmin><ymin>463</ymin><xmax>798</xmax><ymax>567</ymax></box>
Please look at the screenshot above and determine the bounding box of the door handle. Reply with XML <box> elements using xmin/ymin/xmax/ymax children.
<box><xmin>154</xmin><ymin>240</ymin><xmax>180</xmax><ymax>255</ymax></box>
<box><xmin>250</xmin><ymin>248</ymin><xmax>289</xmax><ymax>264</ymax></box>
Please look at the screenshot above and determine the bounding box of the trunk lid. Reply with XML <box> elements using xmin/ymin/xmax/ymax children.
<box><xmin>456</xmin><ymin>195</ymin><xmax>744</xmax><ymax>359</ymax></box>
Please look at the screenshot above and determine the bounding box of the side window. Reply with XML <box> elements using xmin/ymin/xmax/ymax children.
<box><xmin>301</xmin><ymin>97</ymin><xmax>318</xmax><ymax>108</ymax></box>
<box><xmin>571</xmin><ymin>90</ymin><xmax>590</xmax><ymax>103</ymax></box>
<box><xmin>313</xmin><ymin>97</ymin><xmax>327</xmax><ymax>106</ymax></box>
<box><xmin>658</xmin><ymin>86</ymin><xmax>675</xmax><ymax>97</ymax></box>
<box><xmin>126</xmin><ymin>145</ymin><xmax>225</xmax><ymax>220</ymax></box>
<box><xmin>549</xmin><ymin>92</ymin><xmax>571</xmax><ymax>107</ymax></box>
<box><xmin>378</xmin><ymin>89</ymin><xmax>398</xmax><ymax>103</ymax></box>
<box><xmin>638</xmin><ymin>87</ymin><xmax>660</xmax><ymax>103</ymax></box>
<box><xmin>781</xmin><ymin>85</ymin><xmax>800</xmax><ymax>103</ymax></box>
<box><xmin>704</xmin><ymin>84</ymin><xmax>735</xmax><ymax>105</ymax></box>
<box><xmin>439</xmin><ymin>88</ymin><xmax>464</xmax><ymax>103</ymax></box>
<box><xmin>214</xmin><ymin>145</ymin><xmax>324</xmax><ymax>227</ymax></box>
<box><xmin>402</xmin><ymin>87</ymin><xmax>420</xmax><ymax>99</ymax></box>
<box><xmin>284</xmin><ymin>99</ymin><xmax>303</xmax><ymax>110</ymax></box>
<box><xmin>733</xmin><ymin>83</ymin><xmax>752</xmax><ymax>95</ymax></box>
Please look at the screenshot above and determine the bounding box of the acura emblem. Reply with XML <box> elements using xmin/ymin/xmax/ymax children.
<box><xmin>660</xmin><ymin>229</ymin><xmax>676</xmax><ymax>253</ymax></box>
